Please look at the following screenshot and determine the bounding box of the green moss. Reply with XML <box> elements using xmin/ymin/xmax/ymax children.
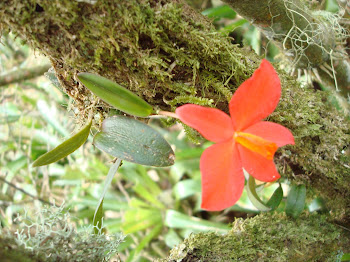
<box><xmin>0</xmin><ymin>235</ymin><xmax>45</xmax><ymax>262</ymax></box>
<box><xmin>271</xmin><ymin>72</ymin><xmax>350</xmax><ymax>220</ymax></box>
<box><xmin>161</xmin><ymin>213</ymin><xmax>350</xmax><ymax>261</ymax></box>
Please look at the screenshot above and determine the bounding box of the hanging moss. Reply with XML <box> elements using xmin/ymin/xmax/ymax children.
<box><xmin>161</xmin><ymin>212</ymin><xmax>350</xmax><ymax>261</ymax></box>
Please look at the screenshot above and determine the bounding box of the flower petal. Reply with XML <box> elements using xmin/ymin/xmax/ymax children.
<box><xmin>237</xmin><ymin>144</ymin><xmax>281</xmax><ymax>182</ymax></box>
<box><xmin>200</xmin><ymin>139</ymin><xmax>245</xmax><ymax>211</ymax></box>
<box><xmin>229</xmin><ymin>59</ymin><xmax>281</xmax><ymax>131</ymax></box>
<box><xmin>243</xmin><ymin>121</ymin><xmax>295</xmax><ymax>147</ymax></box>
<box><xmin>234</xmin><ymin>131</ymin><xmax>277</xmax><ymax>160</ymax></box>
<box><xmin>176</xmin><ymin>104</ymin><xmax>234</xmax><ymax>143</ymax></box>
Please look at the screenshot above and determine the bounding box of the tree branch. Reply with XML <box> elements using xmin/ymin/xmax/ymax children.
<box><xmin>223</xmin><ymin>0</ymin><xmax>350</xmax><ymax>101</ymax></box>
<box><xmin>0</xmin><ymin>63</ymin><xmax>51</xmax><ymax>87</ymax></box>
<box><xmin>0</xmin><ymin>0</ymin><xmax>349</xmax><ymax>223</ymax></box>
<box><xmin>160</xmin><ymin>212</ymin><xmax>350</xmax><ymax>261</ymax></box>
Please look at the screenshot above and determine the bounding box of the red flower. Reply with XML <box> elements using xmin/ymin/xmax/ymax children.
<box><xmin>176</xmin><ymin>60</ymin><xmax>295</xmax><ymax>211</ymax></box>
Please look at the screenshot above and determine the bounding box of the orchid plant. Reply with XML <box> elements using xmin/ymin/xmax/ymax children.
<box><xmin>176</xmin><ymin>59</ymin><xmax>295</xmax><ymax>211</ymax></box>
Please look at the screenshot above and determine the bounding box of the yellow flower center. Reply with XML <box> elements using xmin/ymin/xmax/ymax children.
<box><xmin>234</xmin><ymin>132</ymin><xmax>277</xmax><ymax>160</ymax></box>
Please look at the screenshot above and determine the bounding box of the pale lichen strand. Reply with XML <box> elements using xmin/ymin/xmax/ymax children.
<box><xmin>0</xmin><ymin>0</ymin><xmax>349</xmax><ymax>220</ymax></box>
<box><xmin>161</xmin><ymin>213</ymin><xmax>350</xmax><ymax>261</ymax></box>
<box><xmin>272</xmin><ymin>73</ymin><xmax>350</xmax><ymax>220</ymax></box>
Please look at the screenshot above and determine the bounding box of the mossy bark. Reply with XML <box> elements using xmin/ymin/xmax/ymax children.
<box><xmin>0</xmin><ymin>235</ymin><xmax>45</xmax><ymax>262</ymax></box>
<box><xmin>160</xmin><ymin>213</ymin><xmax>350</xmax><ymax>261</ymax></box>
<box><xmin>223</xmin><ymin>0</ymin><xmax>350</xmax><ymax>100</ymax></box>
<box><xmin>0</xmin><ymin>0</ymin><xmax>349</xmax><ymax>244</ymax></box>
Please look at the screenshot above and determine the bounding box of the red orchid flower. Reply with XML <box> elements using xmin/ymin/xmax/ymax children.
<box><xmin>176</xmin><ymin>59</ymin><xmax>295</xmax><ymax>211</ymax></box>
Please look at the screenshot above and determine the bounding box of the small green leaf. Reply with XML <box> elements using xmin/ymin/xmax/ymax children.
<box><xmin>77</xmin><ymin>73</ymin><xmax>153</xmax><ymax>117</ymax></box>
<box><xmin>122</xmin><ymin>207</ymin><xmax>162</xmax><ymax>234</ymax></box>
<box><xmin>285</xmin><ymin>184</ymin><xmax>306</xmax><ymax>218</ymax></box>
<box><xmin>93</xmin><ymin>199</ymin><xmax>103</xmax><ymax>234</ymax></box>
<box><xmin>173</xmin><ymin>179</ymin><xmax>201</xmax><ymax>200</ymax></box>
<box><xmin>165</xmin><ymin>210</ymin><xmax>230</xmax><ymax>233</ymax></box>
<box><xmin>94</xmin><ymin>116</ymin><xmax>175</xmax><ymax>167</ymax></box>
<box><xmin>32</xmin><ymin>121</ymin><xmax>92</xmax><ymax>167</ymax></box>
<box><xmin>266</xmin><ymin>184</ymin><xmax>283</xmax><ymax>210</ymax></box>
<box><xmin>245</xmin><ymin>175</ymin><xmax>271</xmax><ymax>212</ymax></box>
<box><xmin>126</xmin><ymin>224</ymin><xmax>162</xmax><ymax>262</ymax></box>
<box><xmin>165</xmin><ymin>229</ymin><xmax>182</xmax><ymax>248</ymax></box>
<box><xmin>341</xmin><ymin>253</ymin><xmax>350</xmax><ymax>261</ymax></box>
<box><xmin>202</xmin><ymin>5</ymin><xmax>236</xmax><ymax>19</ymax></box>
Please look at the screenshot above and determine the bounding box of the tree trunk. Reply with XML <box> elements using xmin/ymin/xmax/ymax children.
<box><xmin>159</xmin><ymin>213</ymin><xmax>350</xmax><ymax>261</ymax></box>
<box><xmin>223</xmin><ymin>0</ymin><xmax>350</xmax><ymax>101</ymax></box>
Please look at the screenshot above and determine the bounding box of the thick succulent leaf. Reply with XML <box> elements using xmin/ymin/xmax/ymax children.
<box><xmin>245</xmin><ymin>175</ymin><xmax>271</xmax><ymax>212</ymax></box>
<box><xmin>77</xmin><ymin>73</ymin><xmax>153</xmax><ymax>117</ymax></box>
<box><xmin>32</xmin><ymin>121</ymin><xmax>92</xmax><ymax>167</ymax></box>
<box><xmin>93</xmin><ymin>159</ymin><xmax>122</xmax><ymax>234</ymax></box>
<box><xmin>165</xmin><ymin>210</ymin><xmax>230</xmax><ymax>233</ymax></box>
<box><xmin>266</xmin><ymin>184</ymin><xmax>283</xmax><ymax>210</ymax></box>
<box><xmin>202</xmin><ymin>5</ymin><xmax>236</xmax><ymax>19</ymax></box>
<box><xmin>285</xmin><ymin>184</ymin><xmax>306</xmax><ymax>218</ymax></box>
<box><xmin>93</xmin><ymin>199</ymin><xmax>104</xmax><ymax>234</ymax></box>
<box><xmin>94</xmin><ymin>116</ymin><xmax>175</xmax><ymax>167</ymax></box>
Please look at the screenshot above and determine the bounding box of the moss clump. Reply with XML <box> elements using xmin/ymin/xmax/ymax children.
<box><xmin>0</xmin><ymin>235</ymin><xmax>45</xmax><ymax>262</ymax></box>
<box><xmin>270</xmin><ymin>72</ymin><xmax>350</xmax><ymax>221</ymax></box>
<box><xmin>0</xmin><ymin>0</ymin><xmax>254</xmax><ymax>121</ymax></box>
<box><xmin>161</xmin><ymin>212</ymin><xmax>350</xmax><ymax>261</ymax></box>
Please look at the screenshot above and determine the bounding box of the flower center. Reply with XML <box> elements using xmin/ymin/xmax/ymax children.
<box><xmin>234</xmin><ymin>132</ymin><xmax>277</xmax><ymax>160</ymax></box>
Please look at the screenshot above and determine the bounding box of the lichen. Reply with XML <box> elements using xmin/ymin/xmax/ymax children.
<box><xmin>9</xmin><ymin>205</ymin><xmax>124</xmax><ymax>262</ymax></box>
<box><xmin>161</xmin><ymin>212</ymin><xmax>350</xmax><ymax>261</ymax></box>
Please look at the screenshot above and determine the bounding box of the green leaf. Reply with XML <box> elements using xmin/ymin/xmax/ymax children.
<box><xmin>93</xmin><ymin>159</ymin><xmax>122</xmax><ymax>234</ymax></box>
<box><xmin>221</xmin><ymin>19</ymin><xmax>248</xmax><ymax>34</ymax></box>
<box><xmin>32</xmin><ymin>120</ymin><xmax>92</xmax><ymax>167</ymax></box>
<box><xmin>37</xmin><ymin>100</ymin><xmax>69</xmax><ymax>137</ymax></box>
<box><xmin>202</xmin><ymin>5</ymin><xmax>236</xmax><ymax>19</ymax></box>
<box><xmin>122</xmin><ymin>207</ymin><xmax>162</xmax><ymax>234</ymax></box>
<box><xmin>93</xmin><ymin>199</ymin><xmax>103</xmax><ymax>234</ymax></box>
<box><xmin>173</xmin><ymin>178</ymin><xmax>201</xmax><ymax>200</ymax></box>
<box><xmin>285</xmin><ymin>184</ymin><xmax>306</xmax><ymax>218</ymax></box>
<box><xmin>266</xmin><ymin>184</ymin><xmax>283</xmax><ymax>210</ymax></box>
<box><xmin>77</xmin><ymin>73</ymin><xmax>153</xmax><ymax>117</ymax></box>
<box><xmin>245</xmin><ymin>175</ymin><xmax>271</xmax><ymax>212</ymax></box>
<box><xmin>165</xmin><ymin>229</ymin><xmax>182</xmax><ymax>248</ymax></box>
<box><xmin>341</xmin><ymin>253</ymin><xmax>350</xmax><ymax>261</ymax></box>
<box><xmin>0</xmin><ymin>103</ymin><xmax>21</xmax><ymax>124</ymax></box>
<box><xmin>126</xmin><ymin>224</ymin><xmax>162</xmax><ymax>262</ymax></box>
<box><xmin>94</xmin><ymin>116</ymin><xmax>175</xmax><ymax>167</ymax></box>
<box><xmin>165</xmin><ymin>210</ymin><xmax>230</xmax><ymax>234</ymax></box>
<box><xmin>133</xmin><ymin>183</ymin><xmax>165</xmax><ymax>209</ymax></box>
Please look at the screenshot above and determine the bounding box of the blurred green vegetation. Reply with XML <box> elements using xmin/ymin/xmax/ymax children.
<box><xmin>0</xmin><ymin>0</ymin><xmax>340</xmax><ymax>260</ymax></box>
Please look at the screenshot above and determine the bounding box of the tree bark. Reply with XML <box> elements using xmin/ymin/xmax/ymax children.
<box><xmin>0</xmin><ymin>63</ymin><xmax>51</xmax><ymax>87</ymax></box>
<box><xmin>160</xmin><ymin>212</ymin><xmax>350</xmax><ymax>261</ymax></box>
<box><xmin>223</xmin><ymin>0</ymin><xmax>350</xmax><ymax>101</ymax></box>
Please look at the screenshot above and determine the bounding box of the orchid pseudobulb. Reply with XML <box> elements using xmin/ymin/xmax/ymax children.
<box><xmin>176</xmin><ymin>59</ymin><xmax>295</xmax><ymax>211</ymax></box>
